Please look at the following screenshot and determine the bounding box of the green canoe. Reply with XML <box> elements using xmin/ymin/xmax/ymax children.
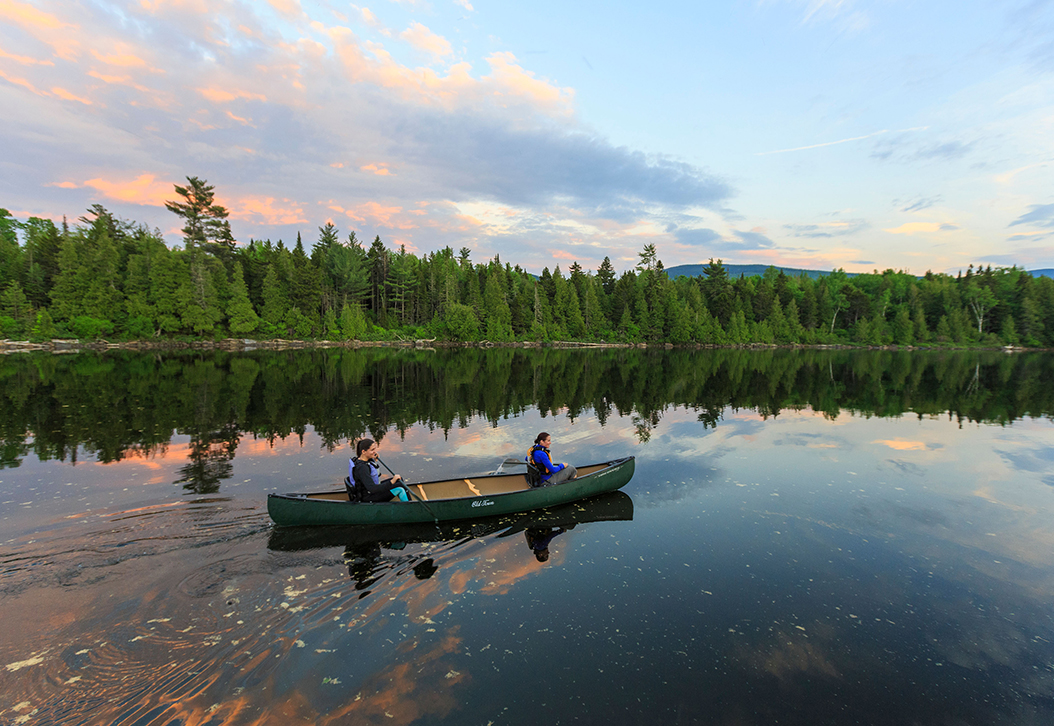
<box><xmin>267</xmin><ymin>456</ymin><xmax>635</xmax><ymax>527</ymax></box>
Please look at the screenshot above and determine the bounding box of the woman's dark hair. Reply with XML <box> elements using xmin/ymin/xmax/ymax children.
<box><xmin>534</xmin><ymin>432</ymin><xmax>550</xmax><ymax>446</ymax></box>
<box><xmin>356</xmin><ymin>438</ymin><xmax>375</xmax><ymax>457</ymax></box>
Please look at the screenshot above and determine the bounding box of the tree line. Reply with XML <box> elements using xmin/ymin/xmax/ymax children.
<box><xmin>2</xmin><ymin>177</ymin><xmax>1053</xmax><ymax>346</ymax></box>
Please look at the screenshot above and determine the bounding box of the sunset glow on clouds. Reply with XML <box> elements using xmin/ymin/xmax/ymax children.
<box><xmin>1</xmin><ymin>0</ymin><xmax>1052</xmax><ymax>273</ymax></box>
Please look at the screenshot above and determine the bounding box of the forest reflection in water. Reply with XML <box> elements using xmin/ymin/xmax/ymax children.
<box><xmin>2</xmin><ymin>346</ymin><xmax>1052</xmax><ymax>491</ymax></box>
<box><xmin>1</xmin><ymin>347</ymin><xmax>1053</xmax><ymax>725</ymax></box>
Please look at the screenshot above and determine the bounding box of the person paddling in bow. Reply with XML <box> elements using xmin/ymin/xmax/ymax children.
<box><xmin>350</xmin><ymin>438</ymin><xmax>410</xmax><ymax>502</ymax></box>
<box><xmin>528</xmin><ymin>432</ymin><xmax>577</xmax><ymax>486</ymax></box>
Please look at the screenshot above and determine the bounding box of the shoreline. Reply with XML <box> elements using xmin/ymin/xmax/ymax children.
<box><xmin>0</xmin><ymin>338</ymin><xmax>1041</xmax><ymax>354</ymax></box>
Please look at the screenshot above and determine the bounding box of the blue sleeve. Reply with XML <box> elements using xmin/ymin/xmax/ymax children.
<box><xmin>532</xmin><ymin>449</ymin><xmax>563</xmax><ymax>474</ymax></box>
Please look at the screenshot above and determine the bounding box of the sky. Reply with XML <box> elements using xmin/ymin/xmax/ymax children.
<box><xmin>1</xmin><ymin>0</ymin><xmax>1053</xmax><ymax>275</ymax></box>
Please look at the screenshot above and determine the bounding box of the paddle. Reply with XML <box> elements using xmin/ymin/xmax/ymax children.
<box><xmin>376</xmin><ymin>456</ymin><xmax>439</xmax><ymax>525</ymax></box>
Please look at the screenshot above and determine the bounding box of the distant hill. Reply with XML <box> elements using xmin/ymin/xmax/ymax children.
<box><xmin>666</xmin><ymin>263</ymin><xmax>1054</xmax><ymax>280</ymax></box>
<box><xmin>664</xmin><ymin>263</ymin><xmax>851</xmax><ymax>280</ymax></box>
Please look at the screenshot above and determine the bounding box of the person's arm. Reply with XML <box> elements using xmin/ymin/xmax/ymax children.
<box><xmin>534</xmin><ymin>449</ymin><xmax>563</xmax><ymax>474</ymax></box>
<box><xmin>354</xmin><ymin>460</ymin><xmax>384</xmax><ymax>495</ymax></box>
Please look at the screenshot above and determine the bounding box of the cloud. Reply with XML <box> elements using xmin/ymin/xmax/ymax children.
<box><xmin>51</xmin><ymin>87</ymin><xmax>93</xmax><ymax>105</ymax></box>
<box><xmin>674</xmin><ymin>228</ymin><xmax>722</xmax><ymax>246</ymax></box>
<box><xmin>404</xmin><ymin>113</ymin><xmax>733</xmax><ymax>213</ymax></box>
<box><xmin>1009</xmin><ymin>203</ymin><xmax>1054</xmax><ymax>229</ymax></box>
<box><xmin>360</xmin><ymin>163</ymin><xmax>393</xmax><ymax>176</ymax></box>
<box><xmin>197</xmin><ymin>87</ymin><xmax>267</xmax><ymax>103</ymax></box>
<box><xmin>399</xmin><ymin>22</ymin><xmax>452</xmax><ymax>59</ymax></box>
<box><xmin>0</xmin><ymin>47</ymin><xmax>54</xmax><ymax>65</ymax></box>
<box><xmin>735</xmin><ymin>229</ymin><xmax>775</xmax><ymax>248</ymax></box>
<box><xmin>454</xmin><ymin>0</ymin><xmax>474</xmax><ymax>11</ymax></box>
<box><xmin>884</xmin><ymin>222</ymin><xmax>958</xmax><ymax>235</ymax></box>
<box><xmin>267</xmin><ymin>0</ymin><xmax>303</xmax><ymax>19</ymax></box>
<box><xmin>227</xmin><ymin>196</ymin><xmax>308</xmax><ymax>226</ymax></box>
<box><xmin>0</xmin><ymin>0</ymin><xmax>70</xmax><ymax>30</ymax></box>
<box><xmin>899</xmin><ymin>196</ymin><xmax>941</xmax><ymax>213</ymax></box>
<box><xmin>50</xmin><ymin>174</ymin><xmax>175</xmax><ymax>206</ymax></box>
<box><xmin>873</xmin><ymin>136</ymin><xmax>974</xmax><ymax>164</ymax></box>
<box><xmin>0</xmin><ymin>0</ymin><xmax>734</xmax><ymax>267</ymax></box>
<box><xmin>784</xmin><ymin>219</ymin><xmax>867</xmax><ymax>238</ymax></box>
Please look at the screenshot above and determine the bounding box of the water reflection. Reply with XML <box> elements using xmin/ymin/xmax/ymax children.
<box><xmin>268</xmin><ymin>492</ymin><xmax>634</xmax><ymax>591</ymax></box>
<box><xmin>2</xmin><ymin>348</ymin><xmax>1053</xmax><ymax>487</ymax></box>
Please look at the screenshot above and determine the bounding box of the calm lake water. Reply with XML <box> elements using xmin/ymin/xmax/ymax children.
<box><xmin>2</xmin><ymin>348</ymin><xmax>1053</xmax><ymax>725</ymax></box>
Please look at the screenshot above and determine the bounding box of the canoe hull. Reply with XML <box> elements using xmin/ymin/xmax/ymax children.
<box><xmin>267</xmin><ymin>456</ymin><xmax>635</xmax><ymax>526</ymax></box>
<box><xmin>267</xmin><ymin>490</ymin><xmax>634</xmax><ymax>550</ymax></box>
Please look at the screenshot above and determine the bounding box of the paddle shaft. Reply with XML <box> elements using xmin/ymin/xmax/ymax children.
<box><xmin>376</xmin><ymin>456</ymin><xmax>439</xmax><ymax>524</ymax></box>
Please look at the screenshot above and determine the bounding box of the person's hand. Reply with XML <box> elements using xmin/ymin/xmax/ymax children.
<box><xmin>392</xmin><ymin>474</ymin><xmax>402</xmax><ymax>483</ymax></box>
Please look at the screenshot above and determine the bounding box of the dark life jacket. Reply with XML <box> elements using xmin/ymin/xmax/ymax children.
<box><xmin>349</xmin><ymin>457</ymin><xmax>399</xmax><ymax>503</ymax></box>
<box><xmin>525</xmin><ymin>444</ymin><xmax>547</xmax><ymax>487</ymax></box>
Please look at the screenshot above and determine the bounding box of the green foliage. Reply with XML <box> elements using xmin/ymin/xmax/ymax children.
<box><xmin>70</xmin><ymin>315</ymin><xmax>114</xmax><ymax>340</ymax></box>
<box><xmin>339</xmin><ymin>303</ymin><xmax>367</xmax><ymax>340</ymax></box>
<box><xmin>226</xmin><ymin>262</ymin><xmax>259</xmax><ymax>335</ymax></box>
<box><xmin>445</xmin><ymin>302</ymin><xmax>480</xmax><ymax>341</ymax></box>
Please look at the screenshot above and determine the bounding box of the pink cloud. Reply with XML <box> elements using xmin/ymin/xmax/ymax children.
<box><xmin>197</xmin><ymin>86</ymin><xmax>267</xmax><ymax>103</ymax></box>
<box><xmin>90</xmin><ymin>49</ymin><xmax>151</xmax><ymax>68</ymax></box>
<box><xmin>225</xmin><ymin>109</ymin><xmax>254</xmax><ymax>125</ymax></box>
<box><xmin>0</xmin><ymin>47</ymin><xmax>54</xmax><ymax>65</ymax></box>
<box><xmin>78</xmin><ymin>174</ymin><xmax>174</xmax><ymax>206</ymax></box>
<box><xmin>228</xmin><ymin>196</ymin><xmax>309</xmax><ymax>226</ymax></box>
<box><xmin>0</xmin><ymin>0</ymin><xmax>69</xmax><ymax>30</ymax></box>
<box><xmin>360</xmin><ymin>163</ymin><xmax>392</xmax><ymax>176</ymax></box>
<box><xmin>268</xmin><ymin>0</ymin><xmax>302</xmax><ymax>16</ymax></box>
<box><xmin>399</xmin><ymin>22</ymin><xmax>453</xmax><ymax>58</ymax></box>
<box><xmin>0</xmin><ymin>68</ymin><xmax>48</xmax><ymax>96</ymax></box>
<box><xmin>51</xmin><ymin>87</ymin><xmax>93</xmax><ymax>105</ymax></box>
<box><xmin>342</xmin><ymin>201</ymin><xmax>420</xmax><ymax>230</ymax></box>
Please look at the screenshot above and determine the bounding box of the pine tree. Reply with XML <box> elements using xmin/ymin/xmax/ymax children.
<box><xmin>483</xmin><ymin>266</ymin><xmax>513</xmax><ymax>341</ymax></box>
<box><xmin>261</xmin><ymin>264</ymin><xmax>289</xmax><ymax>329</ymax></box>
<box><xmin>0</xmin><ymin>209</ymin><xmax>21</xmax><ymax>289</ymax></box>
<box><xmin>893</xmin><ymin>306</ymin><xmax>914</xmax><ymax>345</ymax></box>
<box><xmin>164</xmin><ymin>177</ymin><xmax>236</xmax><ymax>262</ymax></box>
<box><xmin>226</xmin><ymin>262</ymin><xmax>259</xmax><ymax>335</ymax></box>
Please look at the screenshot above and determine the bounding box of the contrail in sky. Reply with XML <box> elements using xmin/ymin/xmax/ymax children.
<box><xmin>756</xmin><ymin>126</ymin><xmax>930</xmax><ymax>155</ymax></box>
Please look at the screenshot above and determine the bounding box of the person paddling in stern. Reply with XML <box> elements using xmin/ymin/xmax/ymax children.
<box><xmin>350</xmin><ymin>438</ymin><xmax>410</xmax><ymax>502</ymax></box>
<box><xmin>528</xmin><ymin>432</ymin><xmax>577</xmax><ymax>487</ymax></box>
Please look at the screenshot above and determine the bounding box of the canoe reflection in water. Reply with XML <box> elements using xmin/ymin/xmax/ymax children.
<box><xmin>268</xmin><ymin>491</ymin><xmax>633</xmax><ymax>588</ymax></box>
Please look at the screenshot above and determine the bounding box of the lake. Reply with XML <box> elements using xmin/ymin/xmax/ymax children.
<box><xmin>2</xmin><ymin>347</ymin><xmax>1053</xmax><ymax>725</ymax></box>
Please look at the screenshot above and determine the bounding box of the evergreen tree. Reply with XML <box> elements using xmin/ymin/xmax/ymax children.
<box><xmin>1</xmin><ymin>282</ymin><xmax>32</xmax><ymax>336</ymax></box>
<box><xmin>21</xmin><ymin>217</ymin><xmax>62</xmax><ymax>307</ymax></box>
<box><xmin>0</xmin><ymin>209</ymin><xmax>21</xmax><ymax>289</ymax></box>
<box><xmin>893</xmin><ymin>306</ymin><xmax>914</xmax><ymax>345</ymax></box>
<box><xmin>226</xmin><ymin>262</ymin><xmax>259</xmax><ymax>335</ymax></box>
<box><xmin>164</xmin><ymin>177</ymin><xmax>236</xmax><ymax>261</ymax></box>
<box><xmin>483</xmin><ymin>266</ymin><xmax>513</xmax><ymax>341</ymax></box>
<box><xmin>261</xmin><ymin>264</ymin><xmax>289</xmax><ymax>330</ymax></box>
<box><xmin>178</xmin><ymin>253</ymin><xmax>223</xmax><ymax>334</ymax></box>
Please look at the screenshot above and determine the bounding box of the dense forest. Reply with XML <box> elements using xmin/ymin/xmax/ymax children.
<box><xmin>3</xmin><ymin>177</ymin><xmax>1054</xmax><ymax>347</ymax></box>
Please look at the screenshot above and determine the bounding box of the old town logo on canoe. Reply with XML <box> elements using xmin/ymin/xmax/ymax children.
<box><xmin>471</xmin><ymin>499</ymin><xmax>495</xmax><ymax>508</ymax></box>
